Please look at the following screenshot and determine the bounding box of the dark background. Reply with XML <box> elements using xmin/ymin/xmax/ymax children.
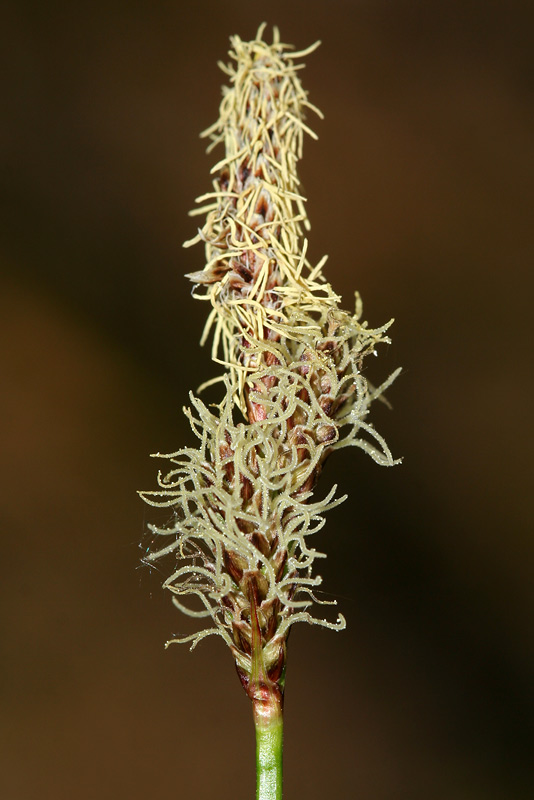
<box><xmin>1</xmin><ymin>1</ymin><xmax>533</xmax><ymax>798</ymax></box>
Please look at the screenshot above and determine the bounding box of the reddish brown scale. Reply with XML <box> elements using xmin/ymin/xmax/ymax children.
<box><xmin>319</xmin><ymin>395</ymin><xmax>334</xmax><ymax>416</ymax></box>
<box><xmin>283</xmin><ymin>570</ymin><xmax>299</xmax><ymax>603</ymax></box>
<box><xmin>234</xmin><ymin>261</ymin><xmax>253</xmax><ymax>282</ymax></box>
<box><xmin>221</xmin><ymin>594</ymin><xmax>235</xmax><ymax>610</ymax></box>
<box><xmin>269</xmin><ymin>532</ymin><xmax>279</xmax><ymax>556</ymax></box>
<box><xmin>207</xmin><ymin>226</ymin><xmax>231</xmax><ymax>250</ymax></box>
<box><xmin>235</xmin><ymin>665</ymin><xmax>250</xmax><ymax>694</ymax></box>
<box><xmin>320</xmin><ymin>375</ymin><xmax>332</xmax><ymax>394</ymax></box>
<box><xmin>258</xmin><ymin>598</ymin><xmax>281</xmax><ymax>640</ymax></box>
<box><xmin>240</xmin><ymin>474</ymin><xmax>254</xmax><ymax>502</ymax></box>
<box><xmin>246</xmin><ymin>446</ymin><xmax>259</xmax><ymax>476</ymax></box>
<box><xmin>255</xmin><ymin>192</ymin><xmax>270</xmax><ymax>220</ymax></box>
<box><xmin>247</xmin><ymin>397</ymin><xmax>268</xmax><ymax>423</ymax></box>
<box><xmin>251</xmin><ymin>490</ymin><xmax>263</xmax><ymax>518</ymax></box>
<box><xmin>250</xmin><ymin>531</ymin><xmax>271</xmax><ymax>558</ymax></box>
<box><xmin>263</xmin><ymin>613</ymin><xmax>278</xmax><ymax>644</ymax></box>
<box><xmin>267</xmin><ymin>647</ymin><xmax>286</xmax><ymax>684</ymax></box>
<box><xmin>238</xmin><ymin>161</ymin><xmax>250</xmax><ymax>188</ymax></box>
<box><xmin>265</xmin><ymin>349</ymin><xmax>280</xmax><ymax>367</ymax></box>
<box><xmin>236</xmin><ymin>517</ymin><xmax>256</xmax><ymax>535</ymax></box>
<box><xmin>219</xmin><ymin>168</ymin><xmax>230</xmax><ymax>192</ymax></box>
<box><xmin>202</xmin><ymin>263</ymin><xmax>232</xmax><ymax>284</ymax></box>
<box><xmin>316</xmin><ymin>423</ymin><xmax>337</xmax><ymax>444</ymax></box>
<box><xmin>219</xmin><ymin>440</ymin><xmax>234</xmax><ymax>479</ymax></box>
<box><xmin>234</xmin><ymin>622</ymin><xmax>253</xmax><ymax>655</ymax></box>
<box><xmin>273</xmin><ymin>549</ymin><xmax>288</xmax><ymax>582</ymax></box>
<box><xmin>242</xmin><ymin>570</ymin><xmax>269</xmax><ymax>603</ymax></box>
<box><xmin>200</xmin><ymin>473</ymin><xmax>214</xmax><ymax>489</ymax></box>
<box><xmin>289</xmin><ymin>426</ymin><xmax>308</xmax><ymax>447</ymax></box>
<box><xmin>223</xmin><ymin>548</ymin><xmax>247</xmax><ymax>584</ymax></box>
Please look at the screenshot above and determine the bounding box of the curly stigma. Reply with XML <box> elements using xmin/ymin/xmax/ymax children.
<box><xmin>140</xmin><ymin>23</ymin><xmax>400</xmax><ymax>705</ymax></box>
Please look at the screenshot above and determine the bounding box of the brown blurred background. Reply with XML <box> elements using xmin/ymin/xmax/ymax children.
<box><xmin>1</xmin><ymin>1</ymin><xmax>533</xmax><ymax>798</ymax></box>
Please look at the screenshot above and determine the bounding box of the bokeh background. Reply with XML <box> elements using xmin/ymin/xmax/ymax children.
<box><xmin>2</xmin><ymin>1</ymin><xmax>533</xmax><ymax>798</ymax></box>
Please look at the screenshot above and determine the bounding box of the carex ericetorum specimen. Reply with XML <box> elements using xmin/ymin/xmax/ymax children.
<box><xmin>141</xmin><ymin>24</ymin><xmax>400</xmax><ymax>800</ymax></box>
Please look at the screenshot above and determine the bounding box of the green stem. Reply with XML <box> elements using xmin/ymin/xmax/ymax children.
<box><xmin>254</xmin><ymin>694</ymin><xmax>283</xmax><ymax>800</ymax></box>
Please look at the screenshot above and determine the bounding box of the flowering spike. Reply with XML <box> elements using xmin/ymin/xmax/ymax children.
<box><xmin>141</xmin><ymin>25</ymin><xmax>399</xmax><ymax>743</ymax></box>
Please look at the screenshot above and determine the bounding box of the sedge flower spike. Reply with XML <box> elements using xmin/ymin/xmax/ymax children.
<box><xmin>140</xmin><ymin>24</ymin><xmax>400</xmax><ymax>799</ymax></box>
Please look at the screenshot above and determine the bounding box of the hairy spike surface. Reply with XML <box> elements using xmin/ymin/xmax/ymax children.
<box><xmin>141</xmin><ymin>26</ymin><xmax>400</xmax><ymax>698</ymax></box>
